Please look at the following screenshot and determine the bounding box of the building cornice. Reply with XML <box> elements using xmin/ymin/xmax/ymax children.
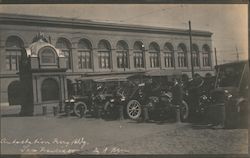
<box><xmin>0</xmin><ymin>13</ymin><xmax>213</xmax><ymax>37</ymax></box>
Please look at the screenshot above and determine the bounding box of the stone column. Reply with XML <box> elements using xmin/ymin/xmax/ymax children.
<box><xmin>92</xmin><ymin>48</ymin><xmax>99</xmax><ymax>72</ymax></box>
<box><xmin>111</xmin><ymin>49</ymin><xmax>117</xmax><ymax>71</ymax></box>
<box><xmin>174</xmin><ymin>50</ymin><xmax>178</xmax><ymax>69</ymax></box>
<box><xmin>199</xmin><ymin>51</ymin><xmax>203</xmax><ymax>69</ymax></box>
<box><xmin>144</xmin><ymin>50</ymin><xmax>149</xmax><ymax>70</ymax></box>
<box><xmin>71</xmin><ymin>47</ymin><xmax>78</xmax><ymax>73</ymax></box>
<box><xmin>160</xmin><ymin>50</ymin><xmax>165</xmax><ymax>69</ymax></box>
<box><xmin>129</xmin><ymin>49</ymin><xmax>134</xmax><ymax>70</ymax></box>
<box><xmin>37</xmin><ymin>77</ymin><xmax>42</xmax><ymax>104</ymax></box>
<box><xmin>32</xmin><ymin>75</ymin><xmax>38</xmax><ymax>105</ymax></box>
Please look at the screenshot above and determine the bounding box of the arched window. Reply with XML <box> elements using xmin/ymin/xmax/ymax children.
<box><xmin>116</xmin><ymin>41</ymin><xmax>129</xmax><ymax>69</ymax></box>
<box><xmin>202</xmin><ymin>45</ymin><xmax>211</xmax><ymax>67</ymax></box>
<box><xmin>39</xmin><ymin>47</ymin><xmax>57</xmax><ymax>64</ymax></box>
<box><xmin>41</xmin><ymin>78</ymin><xmax>59</xmax><ymax>101</ymax></box>
<box><xmin>98</xmin><ymin>40</ymin><xmax>111</xmax><ymax>69</ymax></box>
<box><xmin>133</xmin><ymin>41</ymin><xmax>144</xmax><ymax>68</ymax></box>
<box><xmin>149</xmin><ymin>42</ymin><xmax>160</xmax><ymax>68</ymax></box>
<box><xmin>8</xmin><ymin>80</ymin><xmax>22</xmax><ymax>105</ymax></box>
<box><xmin>78</xmin><ymin>39</ymin><xmax>92</xmax><ymax>69</ymax></box>
<box><xmin>56</xmin><ymin>38</ymin><xmax>72</xmax><ymax>69</ymax></box>
<box><xmin>192</xmin><ymin>44</ymin><xmax>200</xmax><ymax>67</ymax></box>
<box><xmin>177</xmin><ymin>43</ymin><xmax>188</xmax><ymax>67</ymax></box>
<box><xmin>5</xmin><ymin>36</ymin><xmax>24</xmax><ymax>71</ymax></box>
<box><xmin>163</xmin><ymin>43</ymin><xmax>174</xmax><ymax>68</ymax></box>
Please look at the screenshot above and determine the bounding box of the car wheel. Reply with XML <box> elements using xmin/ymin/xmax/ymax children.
<box><xmin>180</xmin><ymin>100</ymin><xmax>189</xmax><ymax>122</ymax></box>
<box><xmin>238</xmin><ymin>101</ymin><xmax>248</xmax><ymax>128</ymax></box>
<box><xmin>127</xmin><ymin>100</ymin><xmax>142</xmax><ymax>120</ymax></box>
<box><xmin>74</xmin><ymin>102</ymin><xmax>88</xmax><ymax>117</ymax></box>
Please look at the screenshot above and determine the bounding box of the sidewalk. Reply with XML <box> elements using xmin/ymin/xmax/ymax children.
<box><xmin>0</xmin><ymin>103</ymin><xmax>59</xmax><ymax>116</ymax></box>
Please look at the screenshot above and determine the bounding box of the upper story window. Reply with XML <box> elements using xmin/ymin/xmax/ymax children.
<box><xmin>56</xmin><ymin>38</ymin><xmax>72</xmax><ymax>69</ymax></box>
<box><xmin>202</xmin><ymin>45</ymin><xmax>211</xmax><ymax>67</ymax></box>
<box><xmin>192</xmin><ymin>44</ymin><xmax>200</xmax><ymax>67</ymax></box>
<box><xmin>5</xmin><ymin>36</ymin><xmax>24</xmax><ymax>71</ymax></box>
<box><xmin>78</xmin><ymin>39</ymin><xmax>92</xmax><ymax>69</ymax></box>
<box><xmin>149</xmin><ymin>42</ymin><xmax>160</xmax><ymax>68</ymax></box>
<box><xmin>177</xmin><ymin>43</ymin><xmax>188</xmax><ymax>67</ymax></box>
<box><xmin>163</xmin><ymin>43</ymin><xmax>174</xmax><ymax>68</ymax></box>
<box><xmin>40</xmin><ymin>47</ymin><xmax>57</xmax><ymax>65</ymax></box>
<box><xmin>116</xmin><ymin>41</ymin><xmax>129</xmax><ymax>69</ymax></box>
<box><xmin>98</xmin><ymin>40</ymin><xmax>111</xmax><ymax>69</ymax></box>
<box><xmin>133</xmin><ymin>41</ymin><xmax>144</xmax><ymax>68</ymax></box>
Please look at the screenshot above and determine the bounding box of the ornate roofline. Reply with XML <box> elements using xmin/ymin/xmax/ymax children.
<box><xmin>0</xmin><ymin>13</ymin><xmax>213</xmax><ymax>37</ymax></box>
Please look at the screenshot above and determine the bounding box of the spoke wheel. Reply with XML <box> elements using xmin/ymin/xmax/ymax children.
<box><xmin>74</xmin><ymin>102</ymin><xmax>87</xmax><ymax>117</ymax></box>
<box><xmin>180</xmin><ymin>100</ymin><xmax>189</xmax><ymax>122</ymax></box>
<box><xmin>127</xmin><ymin>100</ymin><xmax>142</xmax><ymax>120</ymax></box>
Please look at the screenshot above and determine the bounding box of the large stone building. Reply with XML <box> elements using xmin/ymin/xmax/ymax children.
<box><xmin>0</xmin><ymin>13</ymin><xmax>214</xmax><ymax>106</ymax></box>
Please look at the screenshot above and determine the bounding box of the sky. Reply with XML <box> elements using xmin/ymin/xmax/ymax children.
<box><xmin>0</xmin><ymin>4</ymin><xmax>248</xmax><ymax>64</ymax></box>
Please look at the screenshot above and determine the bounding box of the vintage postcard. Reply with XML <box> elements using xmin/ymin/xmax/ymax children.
<box><xmin>0</xmin><ymin>3</ymin><xmax>248</xmax><ymax>156</ymax></box>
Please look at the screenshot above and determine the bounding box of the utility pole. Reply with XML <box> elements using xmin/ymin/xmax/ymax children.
<box><xmin>235</xmin><ymin>46</ymin><xmax>239</xmax><ymax>62</ymax></box>
<box><xmin>214</xmin><ymin>47</ymin><xmax>218</xmax><ymax>66</ymax></box>
<box><xmin>188</xmin><ymin>21</ymin><xmax>194</xmax><ymax>78</ymax></box>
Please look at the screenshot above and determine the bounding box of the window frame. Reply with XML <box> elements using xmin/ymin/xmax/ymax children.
<box><xmin>78</xmin><ymin>49</ymin><xmax>92</xmax><ymax>69</ymax></box>
<box><xmin>39</xmin><ymin>46</ymin><xmax>58</xmax><ymax>66</ymax></box>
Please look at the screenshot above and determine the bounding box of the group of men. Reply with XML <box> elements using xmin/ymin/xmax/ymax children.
<box><xmin>141</xmin><ymin>73</ymin><xmax>214</xmax><ymax>123</ymax></box>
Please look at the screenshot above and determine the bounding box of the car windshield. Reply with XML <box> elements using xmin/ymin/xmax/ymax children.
<box><xmin>216</xmin><ymin>63</ymin><xmax>244</xmax><ymax>87</ymax></box>
<box><xmin>117</xmin><ymin>81</ymin><xmax>137</xmax><ymax>98</ymax></box>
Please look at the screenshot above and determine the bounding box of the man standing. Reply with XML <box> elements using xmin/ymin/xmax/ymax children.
<box><xmin>171</xmin><ymin>78</ymin><xmax>184</xmax><ymax>122</ymax></box>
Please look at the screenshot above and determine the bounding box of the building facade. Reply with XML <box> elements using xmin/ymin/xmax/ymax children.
<box><xmin>0</xmin><ymin>14</ymin><xmax>214</xmax><ymax>106</ymax></box>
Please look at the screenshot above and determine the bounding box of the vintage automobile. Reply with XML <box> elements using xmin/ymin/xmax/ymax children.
<box><xmin>106</xmin><ymin>70</ymin><xmax>190</xmax><ymax>121</ymax></box>
<box><xmin>207</xmin><ymin>61</ymin><xmax>249</xmax><ymax>128</ymax></box>
<box><xmin>143</xmin><ymin>72</ymin><xmax>189</xmax><ymax>122</ymax></box>
<box><xmin>185</xmin><ymin>75</ymin><xmax>216</xmax><ymax>121</ymax></box>
<box><xmin>103</xmin><ymin>74</ymin><xmax>146</xmax><ymax>120</ymax></box>
<box><xmin>64</xmin><ymin>75</ymin><xmax>127</xmax><ymax>117</ymax></box>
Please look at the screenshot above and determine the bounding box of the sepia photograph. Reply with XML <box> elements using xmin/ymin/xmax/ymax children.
<box><xmin>0</xmin><ymin>3</ymin><xmax>248</xmax><ymax>156</ymax></box>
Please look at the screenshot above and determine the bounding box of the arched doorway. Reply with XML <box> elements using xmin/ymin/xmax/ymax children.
<box><xmin>41</xmin><ymin>78</ymin><xmax>59</xmax><ymax>101</ymax></box>
<box><xmin>8</xmin><ymin>80</ymin><xmax>22</xmax><ymax>105</ymax></box>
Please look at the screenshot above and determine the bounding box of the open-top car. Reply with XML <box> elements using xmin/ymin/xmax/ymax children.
<box><xmin>208</xmin><ymin>61</ymin><xmax>249</xmax><ymax>128</ymax></box>
<box><xmin>109</xmin><ymin>70</ymin><xmax>190</xmax><ymax>121</ymax></box>
<box><xmin>184</xmin><ymin>74</ymin><xmax>216</xmax><ymax>121</ymax></box>
<box><xmin>141</xmin><ymin>70</ymin><xmax>189</xmax><ymax>121</ymax></box>
<box><xmin>103</xmin><ymin>74</ymin><xmax>146</xmax><ymax>120</ymax></box>
<box><xmin>64</xmin><ymin>75</ymin><xmax>128</xmax><ymax>117</ymax></box>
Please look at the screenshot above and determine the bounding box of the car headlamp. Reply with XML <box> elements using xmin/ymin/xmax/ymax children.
<box><xmin>201</xmin><ymin>95</ymin><xmax>207</xmax><ymax>100</ymax></box>
<box><xmin>110</xmin><ymin>99</ymin><xmax>115</xmax><ymax>102</ymax></box>
<box><xmin>227</xmin><ymin>94</ymin><xmax>233</xmax><ymax>99</ymax></box>
<box><xmin>65</xmin><ymin>99</ymin><xmax>69</xmax><ymax>103</ymax></box>
<box><xmin>70</xmin><ymin>99</ymin><xmax>75</xmax><ymax>103</ymax></box>
<box><xmin>121</xmin><ymin>97</ymin><xmax>126</xmax><ymax>101</ymax></box>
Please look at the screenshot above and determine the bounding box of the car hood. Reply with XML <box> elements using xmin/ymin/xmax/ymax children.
<box><xmin>211</xmin><ymin>87</ymin><xmax>239</xmax><ymax>95</ymax></box>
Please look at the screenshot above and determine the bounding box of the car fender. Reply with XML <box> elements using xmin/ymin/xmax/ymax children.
<box><xmin>103</xmin><ymin>101</ymin><xmax>112</xmax><ymax>111</ymax></box>
<box><xmin>235</xmin><ymin>97</ymin><xmax>248</xmax><ymax>113</ymax></box>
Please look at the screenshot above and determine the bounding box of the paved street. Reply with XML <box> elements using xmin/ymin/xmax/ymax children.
<box><xmin>1</xmin><ymin>112</ymin><xmax>248</xmax><ymax>155</ymax></box>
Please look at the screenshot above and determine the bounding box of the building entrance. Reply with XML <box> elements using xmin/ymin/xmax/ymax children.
<box><xmin>41</xmin><ymin>78</ymin><xmax>59</xmax><ymax>101</ymax></box>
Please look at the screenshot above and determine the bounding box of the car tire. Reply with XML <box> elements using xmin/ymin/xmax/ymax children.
<box><xmin>127</xmin><ymin>100</ymin><xmax>142</xmax><ymax>120</ymax></box>
<box><xmin>180</xmin><ymin>100</ymin><xmax>189</xmax><ymax>122</ymax></box>
<box><xmin>73</xmin><ymin>102</ymin><xmax>88</xmax><ymax>117</ymax></box>
<box><xmin>238</xmin><ymin>101</ymin><xmax>248</xmax><ymax>128</ymax></box>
